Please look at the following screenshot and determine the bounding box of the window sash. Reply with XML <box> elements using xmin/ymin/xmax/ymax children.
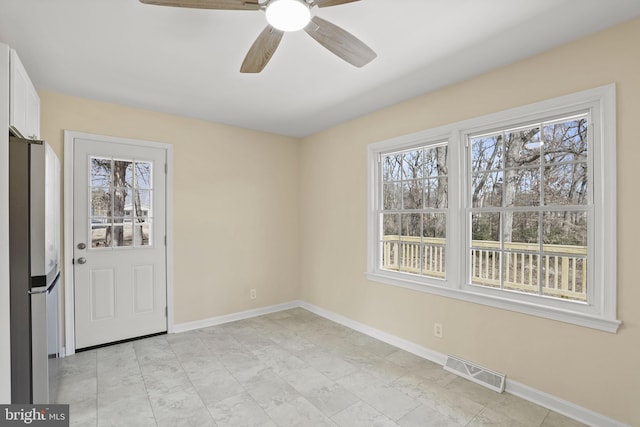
<box><xmin>378</xmin><ymin>143</ymin><xmax>449</xmax><ymax>281</ymax></box>
<box><xmin>366</xmin><ymin>84</ymin><xmax>619</xmax><ymax>333</ymax></box>
<box><xmin>463</xmin><ymin>112</ymin><xmax>592</xmax><ymax>305</ymax></box>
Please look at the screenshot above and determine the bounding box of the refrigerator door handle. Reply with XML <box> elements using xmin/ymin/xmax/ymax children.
<box><xmin>9</xmin><ymin>135</ymin><xmax>45</xmax><ymax>145</ymax></box>
<box><xmin>28</xmin><ymin>273</ymin><xmax>60</xmax><ymax>295</ymax></box>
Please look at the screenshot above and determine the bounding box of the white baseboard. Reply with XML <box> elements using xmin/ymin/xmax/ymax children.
<box><xmin>298</xmin><ymin>301</ymin><xmax>448</xmax><ymax>366</ymax></box>
<box><xmin>505</xmin><ymin>380</ymin><xmax>628</xmax><ymax>427</ymax></box>
<box><xmin>170</xmin><ymin>300</ymin><xmax>627</xmax><ymax>427</ymax></box>
<box><xmin>172</xmin><ymin>300</ymin><xmax>301</xmax><ymax>333</ymax></box>
<box><xmin>299</xmin><ymin>302</ymin><xmax>628</xmax><ymax>427</ymax></box>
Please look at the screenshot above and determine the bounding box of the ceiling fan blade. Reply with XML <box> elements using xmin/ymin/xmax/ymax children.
<box><xmin>139</xmin><ymin>0</ymin><xmax>259</xmax><ymax>10</ymax></box>
<box><xmin>240</xmin><ymin>25</ymin><xmax>284</xmax><ymax>73</ymax></box>
<box><xmin>304</xmin><ymin>16</ymin><xmax>376</xmax><ymax>68</ymax></box>
<box><xmin>314</xmin><ymin>0</ymin><xmax>360</xmax><ymax>7</ymax></box>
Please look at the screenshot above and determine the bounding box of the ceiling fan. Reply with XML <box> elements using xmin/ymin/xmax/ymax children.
<box><xmin>139</xmin><ymin>0</ymin><xmax>376</xmax><ymax>73</ymax></box>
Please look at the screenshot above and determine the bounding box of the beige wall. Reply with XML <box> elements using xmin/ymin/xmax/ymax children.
<box><xmin>39</xmin><ymin>92</ymin><xmax>300</xmax><ymax>324</ymax></box>
<box><xmin>34</xmin><ymin>17</ymin><xmax>640</xmax><ymax>424</ymax></box>
<box><xmin>299</xmin><ymin>18</ymin><xmax>640</xmax><ymax>425</ymax></box>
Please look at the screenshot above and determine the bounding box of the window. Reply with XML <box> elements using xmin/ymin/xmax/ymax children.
<box><xmin>468</xmin><ymin>115</ymin><xmax>589</xmax><ymax>302</ymax></box>
<box><xmin>90</xmin><ymin>157</ymin><xmax>154</xmax><ymax>248</ymax></box>
<box><xmin>367</xmin><ymin>85</ymin><xmax>619</xmax><ymax>332</ymax></box>
<box><xmin>380</xmin><ymin>143</ymin><xmax>448</xmax><ymax>279</ymax></box>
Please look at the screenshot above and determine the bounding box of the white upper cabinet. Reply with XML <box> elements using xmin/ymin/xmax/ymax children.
<box><xmin>9</xmin><ymin>49</ymin><xmax>40</xmax><ymax>139</ymax></box>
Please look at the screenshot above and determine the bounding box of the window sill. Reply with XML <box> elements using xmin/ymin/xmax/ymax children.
<box><xmin>365</xmin><ymin>271</ymin><xmax>621</xmax><ymax>333</ymax></box>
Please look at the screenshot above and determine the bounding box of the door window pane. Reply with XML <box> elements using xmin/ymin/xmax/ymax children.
<box><xmin>91</xmin><ymin>218</ymin><xmax>111</xmax><ymax>248</ymax></box>
<box><xmin>134</xmin><ymin>190</ymin><xmax>152</xmax><ymax>219</ymax></box>
<box><xmin>113</xmin><ymin>160</ymin><xmax>134</xmax><ymax>187</ymax></box>
<box><xmin>135</xmin><ymin>162</ymin><xmax>153</xmax><ymax>189</ymax></box>
<box><xmin>135</xmin><ymin>219</ymin><xmax>151</xmax><ymax>246</ymax></box>
<box><xmin>110</xmin><ymin>222</ymin><xmax>134</xmax><ymax>247</ymax></box>
<box><xmin>89</xmin><ymin>156</ymin><xmax>154</xmax><ymax>249</ymax></box>
<box><xmin>91</xmin><ymin>188</ymin><xmax>111</xmax><ymax>217</ymax></box>
<box><xmin>112</xmin><ymin>188</ymin><xmax>130</xmax><ymax>219</ymax></box>
<box><xmin>90</xmin><ymin>158</ymin><xmax>111</xmax><ymax>187</ymax></box>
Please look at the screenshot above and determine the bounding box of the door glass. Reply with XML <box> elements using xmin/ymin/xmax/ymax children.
<box><xmin>90</xmin><ymin>158</ymin><xmax>111</xmax><ymax>187</ymax></box>
<box><xmin>113</xmin><ymin>160</ymin><xmax>133</xmax><ymax>186</ymax></box>
<box><xmin>135</xmin><ymin>162</ymin><xmax>152</xmax><ymax>189</ymax></box>
<box><xmin>89</xmin><ymin>157</ymin><xmax>154</xmax><ymax>249</ymax></box>
<box><xmin>91</xmin><ymin>188</ymin><xmax>111</xmax><ymax>217</ymax></box>
<box><xmin>111</xmin><ymin>221</ymin><xmax>134</xmax><ymax>247</ymax></box>
<box><xmin>91</xmin><ymin>218</ymin><xmax>111</xmax><ymax>248</ymax></box>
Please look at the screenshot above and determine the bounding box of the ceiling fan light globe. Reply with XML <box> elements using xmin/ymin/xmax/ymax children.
<box><xmin>266</xmin><ymin>0</ymin><xmax>311</xmax><ymax>32</ymax></box>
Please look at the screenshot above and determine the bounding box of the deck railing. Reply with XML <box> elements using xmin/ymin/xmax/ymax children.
<box><xmin>382</xmin><ymin>236</ymin><xmax>587</xmax><ymax>301</ymax></box>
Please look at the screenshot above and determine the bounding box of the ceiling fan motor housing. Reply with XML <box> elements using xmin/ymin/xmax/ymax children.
<box><xmin>139</xmin><ymin>0</ymin><xmax>375</xmax><ymax>73</ymax></box>
<box><xmin>265</xmin><ymin>0</ymin><xmax>311</xmax><ymax>32</ymax></box>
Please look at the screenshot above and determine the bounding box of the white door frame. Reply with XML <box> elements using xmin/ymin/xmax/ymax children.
<box><xmin>63</xmin><ymin>131</ymin><xmax>174</xmax><ymax>356</ymax></box>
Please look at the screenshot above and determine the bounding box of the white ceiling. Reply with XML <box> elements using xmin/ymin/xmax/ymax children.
<box><xmin>1</xmin><ymin>0</ymin><xmax>639</xmax><ymax>137</ymax></box>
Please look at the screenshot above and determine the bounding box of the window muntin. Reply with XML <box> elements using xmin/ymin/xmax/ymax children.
<box><xmin>379</xmin><ymin>144</ymin><xmax>448</xmax><ymax>279</ymax></box>
<box><xmin>367</xmin><ymin>85</ymin><xmax>618</xmax><ymax>332</ymax></box>
<box><xmin>89</xmin><ymin>157</ymin><xmax>154</xmax><ymax>249</ymax></box>
<box><xmin>467</xmin><ymin>114</ymin><xmax>589</xmax><ymax>303</ymax></box>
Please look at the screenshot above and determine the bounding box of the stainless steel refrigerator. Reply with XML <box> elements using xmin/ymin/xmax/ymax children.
<box><xmin>9</xmin><ymin>135</ymin><xmax>61</xmax><ymax>404</ymax></box>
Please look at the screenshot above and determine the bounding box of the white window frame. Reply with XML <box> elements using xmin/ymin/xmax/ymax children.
<box><xmin>367</xmin><ymin>84</ymin><xmax>620</xmax><ymax>333</ymax></box>
<box><xmin>376</xmin><ymin>139</ymin><xmax>450</xmax><ymax>282</ymax></box>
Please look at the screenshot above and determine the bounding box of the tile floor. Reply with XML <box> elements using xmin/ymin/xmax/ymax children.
<box><xmin>56</xmin><ymin>308</ymin><xmax>586</xmax><ymax>426</ymax></box>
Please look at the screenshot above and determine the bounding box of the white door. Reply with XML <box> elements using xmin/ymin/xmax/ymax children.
<box><xmin>73</xmin><ymin>137</ymin><xmax>167</xmax><ymax>349</ymax></box>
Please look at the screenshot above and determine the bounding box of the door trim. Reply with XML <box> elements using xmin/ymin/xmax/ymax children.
<box><xmin>63</xmin><ymin>131</ymin><xmax>174</xmax><ymax>356</ymax></box>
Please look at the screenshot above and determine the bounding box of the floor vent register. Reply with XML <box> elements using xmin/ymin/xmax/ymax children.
<box><xmin>444</xmin><ymin>354</ymin><xmax>506</xmax><ymax>393</ymax></box>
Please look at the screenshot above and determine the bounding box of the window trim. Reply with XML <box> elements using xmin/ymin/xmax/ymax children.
<box><xmin>378</xmin><ymin>140</ymin><xmax>450</xmax><ymax>280</ymax></box>
<box><xmin>367</xmin><ymin>84</ymin><xmax>620</xmax><ymax>333</ymax></box>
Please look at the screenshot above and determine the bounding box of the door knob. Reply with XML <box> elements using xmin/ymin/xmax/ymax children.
<box><xmin>77</xmin><ymin>257</ymin><xmax>87</xmax><ymax>265</ymax></box>
<box><xmin>77</xmin><ymin>243</ymin><xmax>86</xmax><ymax>250</ymax></box>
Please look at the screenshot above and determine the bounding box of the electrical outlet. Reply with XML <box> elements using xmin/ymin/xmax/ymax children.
<box><xmin>250</xmin><ymin>289</ymin><xmax>257</xmax><ymax>300</ymax></box>
<box><xmin>434</xmin><ymin>323</ymin><xmax>443</xmax><ymax>338</ymax></box>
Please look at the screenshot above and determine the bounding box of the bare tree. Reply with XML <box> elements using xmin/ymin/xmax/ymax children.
<box><xmin>470</xmin><ymin>117</ymin><xmax>588</xmax><ymax>245</ymax></box>
<box><xmin>503</xmin><ymin>127</ymin><xmax>539</xmax><ymax>243</ymax></box>
<box><xmin>91</xmin><ymin>159</ymin><xmax>151</xmax><ymax>247</ymax></box>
